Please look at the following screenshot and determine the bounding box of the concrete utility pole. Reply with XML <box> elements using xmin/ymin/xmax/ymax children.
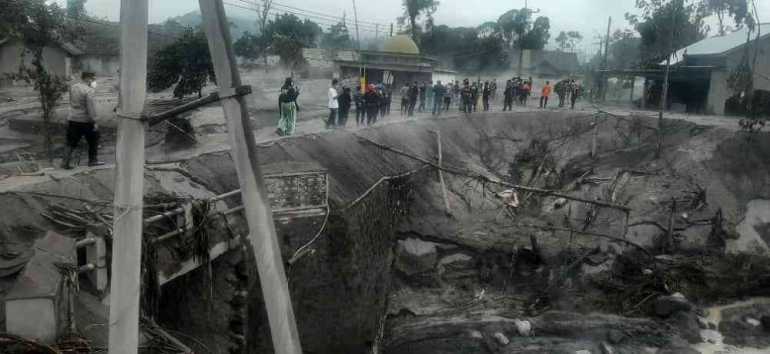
<box><xmin>601</xmin><ymin>16</ymin><xmax>611</xmax><ymax>101</ymax></box>
<box><xmin>197</xmin><ymin>0</ymin><xmax>302</xmax><ymax>353</ymax></box>
<box><xmin>109</xmin><ymin>0</ymin><xmax>148</xmax><ymax>353</ymax></box>
<box><xmin>656</xmin><ymin>0</ymin><xmax>680</xmax><ymax>158</ymax></box>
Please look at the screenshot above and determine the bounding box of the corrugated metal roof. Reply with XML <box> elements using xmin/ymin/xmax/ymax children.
<box><xmin>662</xmin><ymin>24</ymin><xmax>769</xmax><ymax>65</ymax></box>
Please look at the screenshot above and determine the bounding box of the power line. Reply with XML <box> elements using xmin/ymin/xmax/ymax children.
<box><xmin>223</xmin><ymin>1</ymin><xmax>380</xmax><ymax>34</ymax></box>
<box><xmin>267</xmin><ymin>0</ymin><xmax>384</xmax><ymax>27</ymax></box>
<box><xmin>232</xmin><ymin>0</ymin><xmax>382</xmax><ymax>31</ymax></box>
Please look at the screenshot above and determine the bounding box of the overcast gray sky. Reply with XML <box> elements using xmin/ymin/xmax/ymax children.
<box><xmin>68</xmin><ymin>0</ymin><xmax>769</xmax><ymax>54</ymax></box>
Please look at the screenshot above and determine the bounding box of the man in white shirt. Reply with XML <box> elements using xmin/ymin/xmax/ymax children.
<box><xmin>327</xmin><ymin>79</ymin><xmax>339</xmax><ymax>128</ymax></box>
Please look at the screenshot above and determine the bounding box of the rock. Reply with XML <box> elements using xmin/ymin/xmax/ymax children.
<box><xmin>667</xmin><ymin>311</ymin><xmax>702</xmax><ymax>344</ymax></box>
<box><xmin>493</xmin><ymin>332</ymin><xmax>509</xmax><ymax>346</ymax></box>
<box><xmin>468</xmin><ymin>330</ymin><xmax>484</xmax><ymax>339</ymax></box>
<box><xmin>697</xmin><ymin>317</ymin><xmax>709</xmax><ymax>329</ymax></box>
<box><xmin>584</xmin><ymin>254</ymin><xmax>609</xmax><ymax>266</ymax></box>
<box><xmin>745</xmin><ymin>317</ymin><xmax>761</xmax><ymax>326</ymax></box>
<box><xmin>600</xmin><ymin>343</ymin><xmax>614</xmax><ymax>354</ymax></box>
<box><xmin>438</xmin><ymin>253</ymin><xmax>474</xmax><ymax>271</ymax></box>
<box><xmin>761</xmin><ymin>316</ymin><xmax>770</xmax><ymax>333</ymax></box>
<box><xmin>575</xmin><ymin>351</ymin><xmax>592</xmax><ymax>354</ymax></box>
<box><xmin>708</xmin><ymin>322</ymin><xmax>717</xmax><ymax>330</ymax></box>
<box><xmin>653</xmin><ymin>293</ymin><xmax>694</xmax><ymax>318</ymax></box>
<box><xmin>707</xmin><ymin>338</ymin><xmax>717</xmax><ymax>344</ymax></box>
<box><xmin>394</xmin><ymin>238</ymin><xmax>439</xmax><ymax>275</ymax></box>
<box><xmin>513</xmin><ymin>319</ymin><xmax>532</xmax><ymax>337</ymax></box>
<box><xmin>606</xmin><ymin>329</ymin><xmax>624</xmax><ymax>344</ymax></box>
<box><xmin>553</xmin><ymin>198</ymin><xmax>568</xmax><ymax>209</ymax></box>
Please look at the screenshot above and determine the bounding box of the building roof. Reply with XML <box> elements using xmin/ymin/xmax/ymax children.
<box><xmin>0</xmin><ymin>37</ymin><xmax>83</xmax><ymax>56</ymax></box>
<box><xmin>662</xmin><ymin>24</ymin><xmax>770</xmax><ymax>65</ymax></box>
<box><xmin>381</xmin><ymin>35</ymin><xmax>420</xmax><ymax>55</ymax></box>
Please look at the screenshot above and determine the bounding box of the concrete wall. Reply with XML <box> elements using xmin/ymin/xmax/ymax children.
<box><xmin>707</xmin><ymin>35</ymin><xmax>770</xmax><ymax>115</ymax></box>
<box><xmin>0</xmin><ymin>42</ymin><xmax>70</xmax><ymax>78</ymax></box>
<box><xmin>75</xmin><ymin>55</ymin><xmax>120</xmax><ymax>76</ymax></box>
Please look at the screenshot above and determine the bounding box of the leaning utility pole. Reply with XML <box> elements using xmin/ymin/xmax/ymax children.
<box><xmin>601</xmin><ymin>16</ymin><xmax>611</xmax><ymax>101</ymax></box>
<box><xmin>197</xmin><ymin>0</ymin><xmax>302</xmax><ymax>353</ymax></box>
<box><xmin>109</xmin><ymin>0</ymin><xmax>148</xmax><ymax>353</ymax></box>
<box><xmin>656</xmin><ymin>0</ymin><xmax>680</xmax><ymax>158</ymax></box>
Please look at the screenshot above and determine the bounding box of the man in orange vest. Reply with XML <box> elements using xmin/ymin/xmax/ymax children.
<box><xmin>540</xmin><ymin>81</ymin><xmax>551</xmax><ymax>109</ymax></box>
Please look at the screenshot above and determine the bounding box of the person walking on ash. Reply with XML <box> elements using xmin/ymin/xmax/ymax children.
<box><xmin>276</xmin><ymin>77</ymin><xmax>299</xmax><ymax>136</ymax></box>
<box><xmin>62</xmin><ymin>71</ymin><xmax>103</xmax><ymax>169</ymax></box>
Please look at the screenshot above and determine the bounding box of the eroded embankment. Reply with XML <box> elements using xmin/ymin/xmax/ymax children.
<box><xmin>1</xmin><ymin>111</ymin><xmax>769</xmax><ymax>353</ymax></box>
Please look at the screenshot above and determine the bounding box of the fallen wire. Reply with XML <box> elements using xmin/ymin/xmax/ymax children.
<box><xmin>354</xmin><ymin>135</ymin><xmax>632</xmax><ymax>212</ymax></box>
<box><xmin>287</xmin><ymin>208</ymin><xmax>329</xmax><ymax>265</ymax></box>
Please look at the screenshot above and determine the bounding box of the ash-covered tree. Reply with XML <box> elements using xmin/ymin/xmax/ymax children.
<box><xmin>147</xmin><ymin>27</ymin><xmax>215</xmax><ymax>99</ymax></box>
<box><xmin>399</xmin><ymin>0</ymin><xmax>440</xmax><ymax>43</ymax></box>
<box><xmin>626</xmin><ymin>1</ymin><xmax>709</xmax><ymax>65</ymax></box>
<box><xmin>320</xmin><ymin>19</ymin><xmax>352</xmax><ymax>51</ymax></box>
<box><xmin>705</xmin><ymin>0</ymin><xmax>750</xmax><ymax>36</ymax></box>
<box><xmin>233</xmin><ymin>31</ymin><xmax>262</xmax><ymax>63</ymax></box>
<box><xmin>0</xmin><ymin>0</ymin><xmax>87</xmax><ymax>159</ymax></box>
<box><xmin>265</xmin><ymin>14</ymin><xmax>322</xmax><ymax>74</ymax></box>
<box><xmin>555</xmin><ymin>31</ymin><xmax>583</xmax><ymax>52</ymax></box>
<box><xmin>497</xmin><ymin>8</ymin><xmax>551</xmax><ymax>51</ymax></box>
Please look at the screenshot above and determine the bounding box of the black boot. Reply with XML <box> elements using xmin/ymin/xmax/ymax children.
<box><xmin>61</xmin><ymin>147</ymin><xmax>74</xmax><ymax>170</ymax></box>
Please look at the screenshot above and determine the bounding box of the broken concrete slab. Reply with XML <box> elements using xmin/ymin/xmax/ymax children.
<box><xmin>5</xmin><ymin>230</ymin><xmax>76</xmax><ymax>343</ymax></box>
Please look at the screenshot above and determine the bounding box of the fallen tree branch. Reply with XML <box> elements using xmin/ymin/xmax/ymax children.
<box><xmin>502</xmin><ymin>222</ymin><xmax>652</xmax><ymax>258</ymax></box>
<box><xmin>355</xmin><ymin>135</ymin><xmax>632</xmax><ymax>212</ymax></box>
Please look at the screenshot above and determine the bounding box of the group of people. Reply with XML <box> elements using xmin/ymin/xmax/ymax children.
<box><xmin>275</xmin><ymin>75</ymin><xmax>585</xmax><ymax>136</ymax></box>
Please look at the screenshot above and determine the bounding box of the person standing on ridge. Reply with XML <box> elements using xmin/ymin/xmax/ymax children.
<box><xmin>327</xmin><ymin>79</ymin><xmax>339</xmax><ymax>128</ymax></box>
<box><xmin>338</xmin><ymin>86</ymin><xmax>352</xmax><ymax>127</ymax></box>
<box><xmin>503</xmin><ymin>80</ymin><xmax>514</xmax><ymax>111</ymax></box>
<box><xmin>454</xmin><ymin>80</ymin><xmax>461</xmax><ymax>109</ymax></box>
<box><xmin>418</xmin><ymin>82</ymin><xmax>427</xmax><ymax>113</ymax></box>
<box><xmin>460</xmin><ymin>80</ymin><xmax>472</xmax><ymax>114</ymax></box>
<box><xmin>490</xmin><ymin>78</ymin><xmax>498</xmax><ymax>102</ymax></box>
<box><xmin>62</xmin><ymin>71</ymin><xmax>103</xmax><ymax>169</ymax></box>
<box><xmin>540</xmin><ymin>81</ymin><xmax>551</xmax><ymax>109</ymax></box>
<box><xmin>431</xmin><ymin>80</ymin><xmax>445</xmax><ymax>116</ymax></box>
<box><xmin>426</xmin><ymin>80</ymin><xmax>434</xmax><ymax>113</ymax></box>
<box><xmin>364</xmin><ymin>83</ymin><xmax>380</xmax><ymax>125</ymax></box>
<box><xmin>471</xmin><ymin>81</ymin><xmax>479</xmax><ymax>112</ymax></box>
<box><xmin>408</xmin><ymin>81</ymin><xmax>419</xmax><ymax>117</ymax></box>
<box><xmin>443</xmin><ymin>82</ymin><xmax>453</xmax><ymax>111</ymax></box>
<box><xmin>482</xmin><ymin>81</ymin><xmax>491</xmax><ymax>111</ymax></box>
<box><xmin>571</xmin><ymin>82</ymin><xmax>581</xmax><ymax>110</ymax></box>
<box><xmin>400</xmin><ymin>83</ymin><xmax>409</xmax><ymax>115</ymax></box>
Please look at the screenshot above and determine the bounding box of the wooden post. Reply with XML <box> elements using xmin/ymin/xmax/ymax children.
<box><xmin>197</xmin><ymin>1</ymin><xmax>302</xmax><ymax>353</ymax></box>
<box><xmin>657</xmin><ymin>0</ymin><xmax>680</xmax><ymax>159</ymax></box>
<box><xmin>591</xmin><ymin>114</ymin><xmax>599</xmax><ymax>158</ymax></box>
<box><xmin>629</xmin><ymin>76</ymin><xmax>636</xmax><ymax>104</ymax></box>
<box><xmin>641</xmin><ymin>78</ymin><xmax>648</xmax><ymax>109</ymax></box>
<box><xmin>432</xmin><ymin>130</ymin><xmax>451</xmax><ymax>215</ymax></box>
<box><xmin>109</xmin><ymin>0</ymin><xmax>148</xmax><ymax>352</ymax></box>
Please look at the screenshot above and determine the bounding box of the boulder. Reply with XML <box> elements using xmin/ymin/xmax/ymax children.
<box><xmin>513</xmin><ymin>319</ymin><xmax>533</xmax><ymax>337</ymax></box>
<box><xmin>653</xmin><ymin>293</ymin><xmax>694</xmax><ymax>318</ymax></box>
<box><xmin>574</xmin><ymin>350</ymin><xmax>592</xmax><ymax>354</ymax></box>
<box><xmin>599</xmin><ymin>342</ymin><xmax>614</xmax><ymax>354</ymax></box>
<box><xmin>493</xmin><ymin>332</ymin><xmax>509</xmax><ymax>346</ymax></box>
<box><xmin>394</xmin><ymin>238</ymin><xmax>439</xmax><ymax>276</ymax></box>
<box><xmin>656</xmin><ymin>347</ymin><xmax>699</xmax><ymax>354</ymax></box>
